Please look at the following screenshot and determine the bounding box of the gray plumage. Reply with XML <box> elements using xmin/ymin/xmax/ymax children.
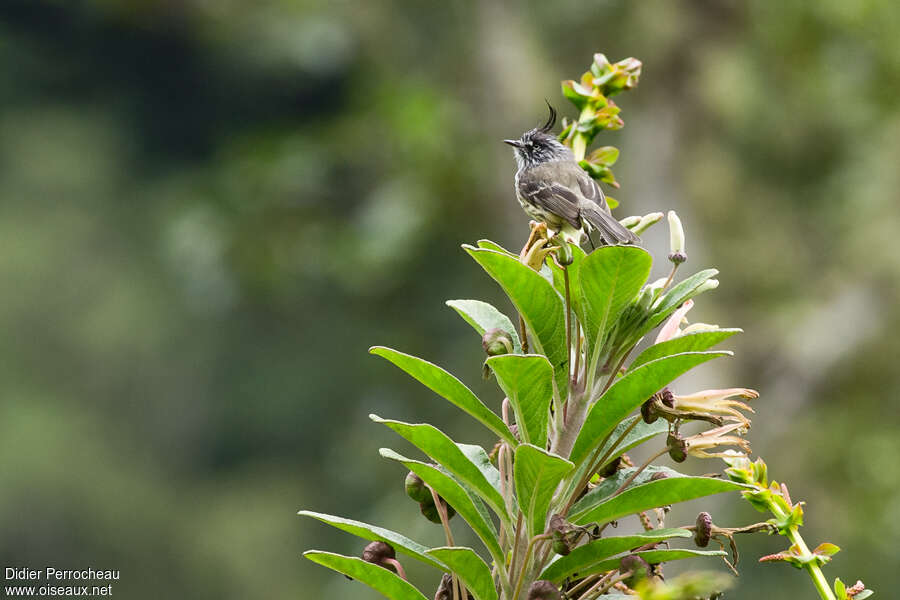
<box><xmin>504</xmin><ymin>106</ymin><xmax>639</xmax><ymax>246</ymax></box>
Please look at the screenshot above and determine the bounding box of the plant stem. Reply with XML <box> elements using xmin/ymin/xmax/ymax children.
<box><xmin>610</xmin><ymin>447</ymin><xmax>669</xmax><ymax>499</ymax></box>
<box><xmin>510</xmin><ymin>534</ymin><xmax>551</xmax><ymax>600</ymax></box>
<box><xmin>572</xmin><ymin>322</ymin><xmax>582</xmax><ymax>390</ymax></box>
<box><xmin>560</xmin><ymin>416</ymin><xmax>639</xmax><ymax>516</ymax></box>
<box><xmin>564</xmin><ymin>263</ymin><xmax>573</xmax><ymax>392</ymax></box>
<box><xmin>662</xmin><ymin>262</ymin><xmax>680</xmax><ymax>290</ymax></box>
<box><xmin>581</xmin><ymin>570</ymin><xmax>631</xmax><ymax>599</ymax></box>
<box><xmin>430</xmin><ymin>488</ymin><xmax>462</xmax><ymax>600</ymax></box>
<box><xmin>519</xmin><ymin>314</ymin><xmax>528</xmax><ymax>353</ymax></box>
<box><xmin>383</xmin><ymin>558</ymin><xmax>408</xmax><ymax>581</ymax></box>
<box><xmin>565</xmin><ymin>573</ymin><xmax>600</xmax><ymax>598</ymax></box>
<box><xmin>508</xmin><ymin>513</ymin><xmax>524</xmax><ymax>588</ymax></box>
<box><xmin>767</xmin><ymin>501</ymin><xmax>836</xmax><ymax>600</ymax></box>
<box><xmin>572</xmin><ymin>106</ymin><xmax>594</xmax><ymax>161</ymax></box>
<box><xmin>788</xmin><ymin>531</ymin><xmax>835</xmax><ymax>600</ymax></box>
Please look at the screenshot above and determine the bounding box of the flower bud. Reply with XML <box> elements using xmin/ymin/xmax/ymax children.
<box><xmin>667</xmin><ymin>211</ymin><xmax>686</xmax><ymax>265</ymax></box>
<box><xmin>551</xmin><ymin>539</ymin><xmax>571</xmax><ymax>556</ymax></box>
<box><xmin>555</xmin><ymin>241</ymin><xmax>574</xmax><ymax>266</ymax></box>
<box><xmin>362</xmin><ymin>541</ymin><xmax>397</xmax><ymax>570</ymax></box>
<box><xmin>419</xmin><ymin>497</ymin><xmax>456</xmax><ymax>524</ymax></box>
<box><xmin>680</xmin><ymin>322</ymin><xmax>720</xmax><ymax>335</ymax></box>
<box><xmin>694</xmin><ymin>279</ymin><xmax>719</xmax><ymax>295</ymax></box>
<box><xmin>619</xmin><ymin>215</ymin><xmax>641</xmax><ymax>228</ymax></box>
<box><xmin>527</xmin><ymin>580</ymin><xmax>562</xmax><ymax>600</ymax></box>
<box><xmin>482</xmin><ymin>328</ymin><xmax>513</xmax><ymax>356</ymax></box>
<box><xmin>694</xmin><ymin>512</ymin><xmax>713</xmax><ymax>548</ymax></box>
<box><xmin>549</xmin><ymin>514</ymin><xmax>573</xmax><ymax>555</ymax></box>
<box><xmin>419</xmin><ymin>501</ymin><xmax>440</xmax><ymax>523</ymax></box>
<box><xmin>667</xmin><ymin>433</ymin><xmax>687</xmax><ymax>463</ymax></box>
<box><xmin>405</xmin><ymin>471</ymin><xmax>430</xmax><ymax>503</ymax></box>
<box><xmin>636</xmin><ymin>285</ymin><xmax>655</xmax><ymax>311</ymax></box>
<box><xmin>632</xmin><ymin>212</ymin><xmax>664</xmax><ymax>236</ymax></box>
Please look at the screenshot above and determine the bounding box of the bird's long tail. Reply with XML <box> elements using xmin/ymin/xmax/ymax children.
<box><xmin>581</xmin><ymin>204</ymin><xmax>640</xmax><ymax>245</ymax></box>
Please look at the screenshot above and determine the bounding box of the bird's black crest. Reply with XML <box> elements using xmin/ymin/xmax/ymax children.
<box><xmin>538</xmin><ymin>102</ymin><xmax>557</xmax><ymax>134</ymax></box>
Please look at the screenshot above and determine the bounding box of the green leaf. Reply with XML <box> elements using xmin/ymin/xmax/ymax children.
<box><xmin>304</xmin><ymin>551</ymin><xmax>428</xmax><ymax>600</ymax></box>
<box><xmin>380</xmin><ymin>448</ymin><xmax>503</xmax><ymax>560</ymax></box>
<box><xmin>565</xmin><ymin>417</ymin><xmax>668</xmax><ymax>501</ymax></box>
<box><xmin>540</xmin><ymin>528</ymin><xmax>692</xmax><ymax>582</ymax></box>
<box><xmin>485</xmin><ymin>354</ymin><xmax>553</xmax><ymax>448</ymax></box>
<box><xmin>298</xmin><ymin>511</ymin><xmax>445</xmax><ymax>570</ymax></box>
<box><xmin>371</xmin><ymin>416</ymin><xmax>509</xmax><ymax>522</ymax></box>
<box><xmin>513</xmin><ymin>444</ymin><xmax>574</xmax><ymax>537</ymax></box>
<box><xmin>599</xmin><ymin>416</ymin><xmax>669</xmax><ymax>462</ymax></box>
<box><xmin>475</xmin><ymin>239</ymin><xmax>515</xmax><ymax>255</ymax></box>
<box><xmin>464</xmin><ymin>246</ymin><xmax>568</xmax><ymax>396</ymax></box>
<box><xmin>632</xmin><ymin>328</ymin><xmax>742</xmax><ymax>369</ymax></box>
<box><xmin>369</xmin><ymin>347</ymin><xmax>515</xmax><ymax>446</ymax></box>
<box><xmin>456</xmin><ymin>443</ymin><xmax>506</xmax><ymax>504</ymax></box>
<box><xmin>648</xmin><ymin>268</ymin><xmax>718</xmax><ymax>329</ymax></box>
<box><xmin>579</xmin><ymin>246</ymin><xmax>652</xmax><ymax>357</ymax></box>
<box><xmin>578</xmin><ymin>549</ymin><xmax>727</xmax><ymax>579</ymax></box>
<box><xmin>570</xmin><ymin>351</ymin><xmax>731</xmax><ymax>466</ymax></box>
<box><xmin>446</xmin><ymin>299</ymin><xmax>522</xmax><ymax>353</ymax></box>
<box><xmin>570</xmin><ymin>471</ymin><xmax>744</xmax><ymax>525</ymax></box>
<box><xmin>835</xmin><ymin>578</ymin><xmax>847</xmax><ymax>599</ymax></box>
<box><xmin>562</xmin><ymin>79</ymin><xmax>590</xmax><ymax>110</ymax></box>
<box><xmin>587</xmin><ymin>146</ymin><xmax>619</xmax><ymax>166</ymax></box>
<box><xmin>574</xmin><ymin>465</ymin><xmax>679</xmax><ymax>505</ymax></box>
<box><xmin>426</xmin><ymin>547</ymin><xmax>498</xmax><ymax>600</ymax></box>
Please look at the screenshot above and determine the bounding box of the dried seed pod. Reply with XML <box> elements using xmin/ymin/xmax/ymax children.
<box><xmin>434</xmin><ymin>573</ymin><xmax>451</xmax><ymax>600</ymax></box>
<box><xmin>694</xmin><ymin>512</ymin><xmax>713</xmax><ymax>547</ymax></box>
<box><xmin>640</xmin><ymin>398</ymin><xmax>659</xmax><ymax>424</ymax></box>
<box><xmin>650</xmin><ymin>471</ymin><xmax>669</xmax><ymax>481</ymax></box>
<box><xmin>434</xmin><ymin>574</ymin><xmax>474</xmax><ymax>600</ymax></box>
<box><xmin>362</xmin><ymin>541</ymin><xmax>396</xmax><ymax>570</ymax></box>
<box><xmin>658</xmin><ymin>387</ymin><xmax>675</xmax><ymax>407</ymax></box>
<box><xmin>619</xmin><ymin>554</ymin><xmax>650</xmax><ymax>587</ymax></box>
<box><xmin>667</xmin><ymin>433</ymin><xmax>687</xmax><ymax>463</ymax></box>
<box><xmin>598</xmin><ymin>456</ymin><xmax>622</xmax><ymax>478</ymax></box>
<box><xmin>527</xmin><ymin>580</ymin><xmax>562</xmax><ymax>600</ymax></box>
<box><xmin>405</xmin><ymin>471</ymin><xmax>430</xmax><ymax>503</ymax></box>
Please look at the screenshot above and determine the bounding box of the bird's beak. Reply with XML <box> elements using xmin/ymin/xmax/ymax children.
<box><xmin>503</xmin><ymin>139</ymin><xmax>521</xmax><ymax>148</ymax></box>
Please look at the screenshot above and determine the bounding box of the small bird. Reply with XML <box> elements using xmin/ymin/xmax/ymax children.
<box><xmin>504</xmin><ymin>105</ymin><xmax>639</xmax><ymax>246</ymax></box>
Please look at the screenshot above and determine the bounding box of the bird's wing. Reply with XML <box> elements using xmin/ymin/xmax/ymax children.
<box><xmin>569</xmin><ymin>165</ymin><xmax>640</xmax><ymax>244</ymax></box>
<box><xmin>575</xmin><ymin>170</ymin><xmax>610</xmax><ymax>213</ymax></box>
<box><xmin>517</xmin><ymin>172</ymin><xmax>582</xmax><ymax>229</ymax></box>
<box><xmin>580</xmin><ymin>202</ymin><xmax>640</xmax><ymax>244</ymax></box>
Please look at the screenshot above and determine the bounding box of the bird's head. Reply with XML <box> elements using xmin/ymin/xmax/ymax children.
<box><xmin>504</xmin><ymin>103</ymin><xmax>573</xmax><ymax>169</ymax></box>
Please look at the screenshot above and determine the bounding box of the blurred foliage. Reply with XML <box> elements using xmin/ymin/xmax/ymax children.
<box><xmin>0</xmin><ymin>1</ymin><xmax>897</xmax><ymax>599</ymax></box>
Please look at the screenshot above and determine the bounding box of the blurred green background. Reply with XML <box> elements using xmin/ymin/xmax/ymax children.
<box><xmin>1</xmin><ymin>1</ymin><xmax>898</xmax><ymax>598</ymax></box>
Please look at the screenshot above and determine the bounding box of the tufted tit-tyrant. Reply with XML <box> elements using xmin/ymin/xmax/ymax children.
<box><xmin>504</xmin><ymin>104</ymin><xmax>639</xmax><ymax>246</ymax></box>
